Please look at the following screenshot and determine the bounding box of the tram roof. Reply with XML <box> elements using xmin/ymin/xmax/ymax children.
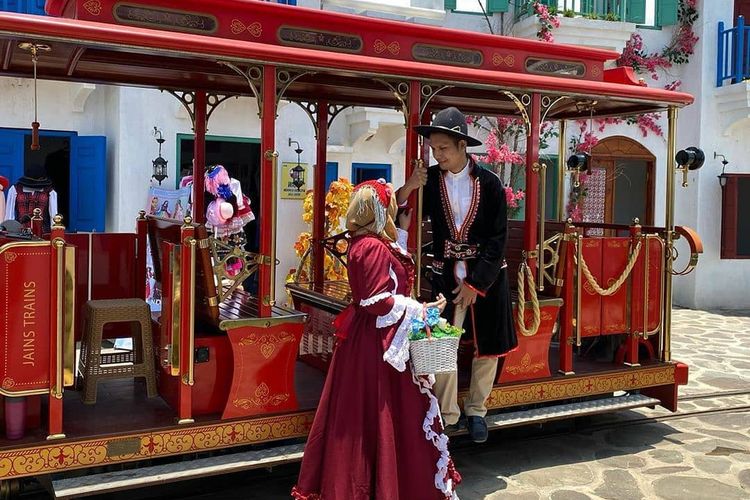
<box><xmin>0</xmin><ymin>0</ymin><xmax>693</xmax><ymax>119</ymax></box>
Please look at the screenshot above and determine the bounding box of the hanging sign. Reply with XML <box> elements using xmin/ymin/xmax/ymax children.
<box><xmin>280</xmin><ymin>162</ymin><xmax>308</xmax><ymax>200</ymax></box>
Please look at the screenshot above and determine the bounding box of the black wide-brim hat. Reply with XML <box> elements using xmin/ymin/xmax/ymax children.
<box><xmin>414</xmin><ymin>107</ymin><xmax>482</xmax><ymax>147</ymax></box>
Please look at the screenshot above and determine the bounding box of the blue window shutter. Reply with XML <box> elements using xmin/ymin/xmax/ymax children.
<box><xmin>444</xmin><ymin>0</ymin><xmax>456</xmax><ymax>11</ymax></box>
<box><xmin>487</xmin><ymin>0</ymin><xmax>508</xmax><ymax>13</ymax></box>
<box><xmin>0</xmin><ymin>0</ymin><xmax>46</xmax><ymax>14</ymax></box>
<box><xmin>625</xmin><ymin>0</ymin><xmax>646</xmax><ymax>23</ymax></box>
<box><xmin>657</xmin><ymin>0</ymin><xmax>678</xmax><ymax>26</ymax></box>
<box><xmin>325</xmin><ymin>162</ymin><xmax>338</xmax><ymax>192</ymax></box>
<box><xmin>0</xmin><ymin>129</ymin><xmax>24</xmax><ymax>188</ymax></box>
<box><xmin>70</xmin><ymin>135</ymin><xmax>106</xmax><ymax>232</ymax></box>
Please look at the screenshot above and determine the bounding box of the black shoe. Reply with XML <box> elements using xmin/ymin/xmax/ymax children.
<box><xmin>467</xmin><ymin>416</ymin><xmax>488</xmax><ymax>443</ymax></box>
<box><xmin>443</xmin><ymin>416</ymin><xmax>466</xmax><ymax>434</ymax></box>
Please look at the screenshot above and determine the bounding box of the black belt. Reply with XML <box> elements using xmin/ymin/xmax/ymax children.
<box><xmin>444</xmin><ymin>240</ymin><xmax>479</xmax><ymax>260</ymax></box>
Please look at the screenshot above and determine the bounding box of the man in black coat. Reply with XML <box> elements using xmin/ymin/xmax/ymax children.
<box><xmin>397</xmin><ymin>107</ymin><xmax>517</xmax><ymax>443</ymax></box>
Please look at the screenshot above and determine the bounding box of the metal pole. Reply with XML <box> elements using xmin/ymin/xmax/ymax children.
<box><xmin>193</xmin><ymin>91</ymin><xmax>207</xmax><ymax>224</ymax></box>
<box><xmin>662</xmin><ymin>106</ymin><xmax>677</xmax><ymax>362</ymax></box>
<box><xmin>557</xmin><ymin>119</ymin><xmax>566</xmax><ymax>221</ymax></box>
<box><xmin>312</xmin><ymin>101</ymin><xmax>328</xmax><ymax>291</ymax></box>
<box><xmin>524</xmin><ymin>94</ymin><xmax>541</xmax><ymax>281</ymax></box>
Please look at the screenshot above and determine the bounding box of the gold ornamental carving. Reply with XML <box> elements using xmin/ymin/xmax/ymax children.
<box><xmin>233</xmin><ymin>383</ymin><xmax>290</xmax><ymax>409</ymax></box>
<box><xmin>1</xmin><ymin>377</ymin><xmax>15</xmax><ymax>389</ymax></box>
<box><xmin>239</xmin><ymin>331</ymin><xmax>295</xmax><ymax>359</ymax></box>
<box><xmin>504</xmin><ymin>353</ymin><xmax>545</xmax><ymax>376</ymax></box>
<box><xmin>374</xmin><ymin>39</ymin><xmax>400</xmax><ymax>55</ymax></box>
<box><xmin>230</xmin><ymin>19</ymin><xmax>262</xmax><ymax>37</ymax></box>
<box><xmin>492</xmin><ymin>53</ymin><xmax>515</xmax><ymax>67</ymax></box>
<box><xmin>83</xmin><ymin>0</ymin><xmax>102</xmax><ymax>16</ymax></box>
<box><xmin>483</xmin><ymin>365</ymin><xmax>675</xmax><ymax>410</ymax></box>
<box><xmin>0</xmin><ymin>413</ymin><xmax>314</xmax><ymax>479</ymax></box>
<box><xmin>591</xmin><ymin>65</ymin><xmax>602</xmax><ymax>77</ymax></box>
<box><xmin>4</xmin><ymin>252</ymin><xmax>17</xmax><ymax>264</ymax></box>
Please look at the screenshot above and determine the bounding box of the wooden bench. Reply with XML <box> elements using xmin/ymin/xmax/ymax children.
<box><xmin>143</xmin><ymin>216</ymin><xmax>306</xmax><ymax>422</ymax></box>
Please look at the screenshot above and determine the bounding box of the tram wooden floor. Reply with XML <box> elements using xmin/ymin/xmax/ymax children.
<box><xmin>0</xmin><ymin>346</ymin><xmax>666</xmax><ymax>450</ymax></box>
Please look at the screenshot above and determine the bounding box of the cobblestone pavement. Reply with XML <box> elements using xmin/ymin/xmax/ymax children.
<box><xmin>111</xmin><ymin>308</ymin><xmax>750</xmax><ymax>500</ymax></box>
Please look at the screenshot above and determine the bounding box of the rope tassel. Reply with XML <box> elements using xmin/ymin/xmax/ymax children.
<box><xmin>575</xmin><ymin>239</ymin><xmax>642</xmax><ymax>296</ymax></box>
<box><xmin>516</xmin><ymin>262</ymin><xmax>541</xmax><ymax>337</ymax></box>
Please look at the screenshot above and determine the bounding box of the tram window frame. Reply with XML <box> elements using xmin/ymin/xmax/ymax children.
<box><xmin>720</xmin><ymin>173</ymin><xmax>750</xmax><ymax>259</ymax></box>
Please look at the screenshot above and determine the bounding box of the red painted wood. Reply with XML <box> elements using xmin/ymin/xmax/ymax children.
<box><xmin>178</xmin><ymin>224</ymin><xmax>195</xmax><ymax>422</ymax></box>
<box><xmin>403</xmin><ymin>81</ymin><xmax>421</xmax><ymax>258</ymax></box>
<box><xmin>191</xmin><ymin>334</ymin><xmax>232</xmax><ymax>415</ymax></box>
<box><xmin>257</xmin><ymin>65</ymin><xmax>276</xmax><ymax>317</ymax></box>
<box><xmin>192</xmin><ymin>91</ymin><xmax>207</xmax><ymax>225</ymax></box>
<box><xmin>0</xmin><ymin>242</ymin><xmax>52</xmax><ymax>392</ymax></box>
<box><xmin>579</xmin><ymin>238</ymin><xmax>602</xmax><ymax>338</ymax></box>
<box><xmin>498</xmin><ymin>302</ymin><xmax>560</xmax><ymax>383</ymax></box>
<box><xmin>524</xmin><ymin>94</ymin><xmax>541</xmax><ymax>281</ymax></box>
<box><xmin>558</xmin><ymin>236</ymin><xmax>575</xmax><ymax>374</ymax></box>
<box><xmin>312</xmin><ymin>101</ymin><xmax>328</xmax><ymax>291</ymax></box>
<box><xmin>600</xmin><ymin>238</ymin><xmax>629</xmax><ymax>336</ymax></box>
<box><xmin>48</xmin><ymin>225</ymin><xmax>64</xmax><ymax>437</ymax></box>
<box><xmin>0</xmin><ymin>13</ymin><xmax>694</xmax><ymax>106</ymax></box>
<box><xmin>222</xmin><ymin>322</ymin><xmax>304</xmax><ymax>419</ymax></box>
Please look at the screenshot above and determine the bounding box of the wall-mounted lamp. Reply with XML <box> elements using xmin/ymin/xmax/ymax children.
<box><xmin>715</xmin><ymin>152</ymin><xmax>729</xmax><ymax>188</ymax></box>
<box><xmin>288</xmin><ymin>138</ymin><xmax>305</xmax><ymax>191</ymax></box>
<box><xmin>152</xmin><ymin>127</ymin><xmax>168</xmax><ymax>185</ymax></box>
<box><xmin>675</xmin><ymin>147</ymin><xmax>705</xmax><ymax>187</ymax></box>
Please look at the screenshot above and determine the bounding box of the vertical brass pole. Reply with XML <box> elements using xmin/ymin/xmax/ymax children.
<box><xmin>557</xmin><ymin>120</ymin><xmax>566</xmax><ymax>221</ymax></box>
<box><xmin>662</xmin><ymin>107</ymin><xmax>678</xmax><ymax>362</ymax></box>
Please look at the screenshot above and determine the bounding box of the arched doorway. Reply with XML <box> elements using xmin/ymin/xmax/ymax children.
<box><xmin>581</xmin><ymin>136</ymin><xmax>655</xmax><ymax>228</ymax></box>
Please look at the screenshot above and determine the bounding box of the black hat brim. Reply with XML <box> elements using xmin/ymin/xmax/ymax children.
<box><xmin>414</xmin><ymin>125</ymin><xmax>483</xmax><ymax>147</ymax></box>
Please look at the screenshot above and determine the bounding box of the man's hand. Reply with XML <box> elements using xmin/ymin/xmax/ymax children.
<box><xmin>452</xmin><ymin>282</ymin><xmax>478</xmax><ymax>309</ymax></box>
<box><xmin>397</xmin><ymin>163</ymin><xmax>427</xmax><ymax>205</ymax></box>
<box><xmin>425</xmin><ymin>293</ymin><xmax>447</xmax><ymax>313</ymax></box>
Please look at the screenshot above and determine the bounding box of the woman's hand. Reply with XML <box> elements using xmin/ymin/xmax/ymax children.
<box><xmin>425</xmin><ymin>293</ymin><xmax>447</xmax><ymax>313</ymax></box>
<box><xmin>398</xmin><ymin>208</ymin><xmax>412</xmax><ymax>232</ymax></box>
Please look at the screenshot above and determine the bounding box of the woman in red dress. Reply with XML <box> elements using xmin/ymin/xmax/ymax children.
<box><xmin>292</xmin><ymin>179</ymin><xmax>461</xmax><ymax>499</ymax></box>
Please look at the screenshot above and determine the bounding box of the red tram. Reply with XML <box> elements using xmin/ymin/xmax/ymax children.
<box><xmin>0</xmin><ymin>0</ymin><xmax>703</xmax><ymax>497</ymax></box>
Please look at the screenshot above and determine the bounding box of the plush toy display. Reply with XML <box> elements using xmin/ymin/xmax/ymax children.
<box><xmin>204</xmin><ymin>165</ymin><xmax>255</xmax><ymax>237</ymax></box>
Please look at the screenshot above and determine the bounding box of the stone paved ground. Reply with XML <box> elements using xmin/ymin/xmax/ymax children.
<box><xmin>108</xmin><ymin>308</ymin><xmax>750</xmax><ymax>500</ymax></box>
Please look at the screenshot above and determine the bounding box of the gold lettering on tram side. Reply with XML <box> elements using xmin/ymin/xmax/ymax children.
<box><xmin>22</xmin><ymin>281</ymin><xmax>37</xmax><ymax>367</ymax></box>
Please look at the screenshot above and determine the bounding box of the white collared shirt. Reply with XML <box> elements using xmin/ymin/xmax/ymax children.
<box><xmin>443</xmin><ymin>159</ymin><xmax>473</xmax><ymax>282</ymax></box>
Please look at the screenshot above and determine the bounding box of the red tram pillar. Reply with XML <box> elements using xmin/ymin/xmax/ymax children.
<box><xmin>312</xmin><ymin>101</ymin><xmax>328</xmax><ymax>291</ymax></box>
<box><xmin>524</xmin><ymin>94</ymin><xmax>541</xmax><ymax>281</ymax></box>
<box><xmin>192</xmin><ymin>91</ymin><xmax>207</xmax><ymax>224</ymax></box>
<box><xmin>47</xmin><ymin>217</ymin><xmax>66</xmax><ymax>439</ymax></box>
<box><xmin>258</xmin><ymin>65</ymin><xmax>277</xmax><ymax>317</ymax></box>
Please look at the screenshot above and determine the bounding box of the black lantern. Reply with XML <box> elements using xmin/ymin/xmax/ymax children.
<box><xmin>288</xmin><ymin>139</ymin><xmax>305</xmax><ymax>191</ymax></box>
<box><xmin>152</xmin><ymin>127</ymin><xmax>168</xmax><ymax>185</ymax></box>
<box><xmin>715</xmin><ymin>152</ymin><xmax>729</xmax><ymax>188</ymax></box>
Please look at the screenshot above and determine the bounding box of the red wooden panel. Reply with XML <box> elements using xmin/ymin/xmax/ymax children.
<box><xmin>0</xmin><ymin>242</ymin><xmax>52</xmax><ymax>394</ymax></box>
<box><xmin>90</xmin><ymin>233</ymin><xmax>137</xmax><ymax>300</ymax></box>
<box><xmin>600</xmin><ymin>238</ymin><xmax>630</xmax><ymax>334</ymax></box>
<box><xmin>498</xmin><ymin>301</ymin><xmax>560</xmax><ymax>384</ymax></box>
<box><xmin>579</xmin><ymin>238</ymin><xmax>602</xmax><ymax>337</ymax></box>
<box><xmin>191</xmin><ymin>334</ymin><xmax>233</xmax><ymax>415</ymax></box>
<box><xmin>64</xmin><ymin>233</ymin><xmax>91</xmax><ymax>341</ymax></box>
<box><xmin>222</xmin><ymin>322</ymin><xmax>304</xmax><ymax>419</ymax></box>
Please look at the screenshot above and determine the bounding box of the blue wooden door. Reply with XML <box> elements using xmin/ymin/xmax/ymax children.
<box><xmin>0</xmin><ymin>129</ymin><xmax>24</xmax><ymax>186</ymax></box>
<box><xmin>70</xmin><ymin>136</ymin><xmax>106</xmax><ymax>232</ymax></box>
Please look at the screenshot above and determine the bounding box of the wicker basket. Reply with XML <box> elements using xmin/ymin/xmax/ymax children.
<box><xmin>409</xmin><ymin>335</ymin><xmax>461</xmax><ymax>375</ymax></box>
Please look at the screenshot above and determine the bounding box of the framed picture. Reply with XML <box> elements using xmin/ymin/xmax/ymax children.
<box><xmin>147</xmin><ymin>186</ymin><xmax>192</xmax><ymax>221</ymax></box>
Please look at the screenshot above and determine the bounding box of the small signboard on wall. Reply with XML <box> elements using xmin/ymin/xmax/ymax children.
<box><xmin>281</xmin><ymin>162</ymin><xmax>308</xmax><ymax>200</ymax></box>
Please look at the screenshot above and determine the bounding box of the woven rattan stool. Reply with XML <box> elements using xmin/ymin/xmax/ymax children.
<box><xmin>78</xmin><ymin>298</ymin><xmax>157</xmax><ymax>404</ymax></box>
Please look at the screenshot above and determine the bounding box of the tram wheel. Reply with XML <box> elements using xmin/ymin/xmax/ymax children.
<box><xmin>0</xmin><ymin>479</ymin><xmax>20</xmax><ymax>500</ymax></box>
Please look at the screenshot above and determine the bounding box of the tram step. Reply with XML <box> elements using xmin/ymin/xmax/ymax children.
<box><xmin>455</xmin><ymin>394</ymin><xmax>661</xmax><ymax>435</ymax></box>
<box><xmin>52</xmin><ymin>395</ymin><xmax>658</xmax><ymax>498</ymax></box>
<box><xmin>51</xmin><ymin>443</ymin><xmax>304</xmax><ymax>499</ymax></box>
